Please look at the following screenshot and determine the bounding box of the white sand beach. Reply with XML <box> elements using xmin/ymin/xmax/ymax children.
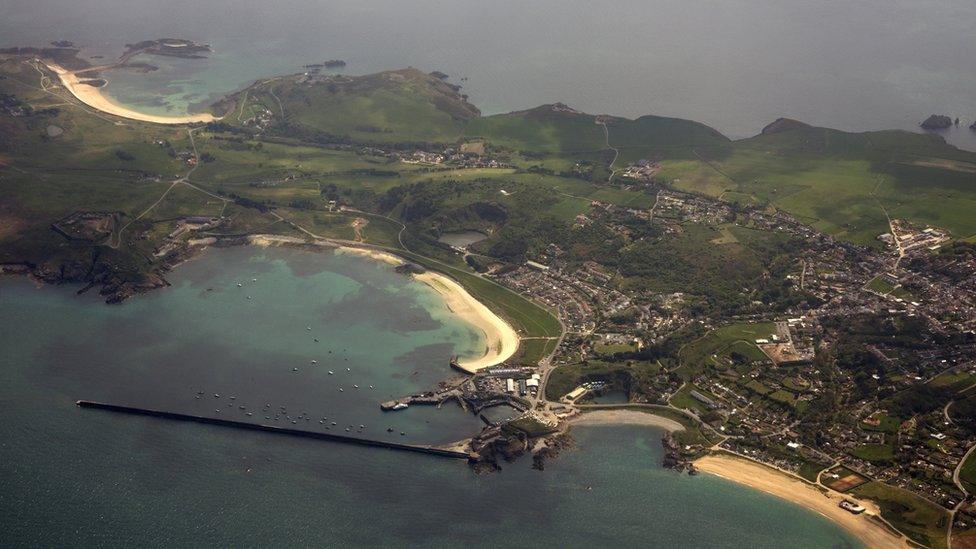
<box><xmin>44</xmin><ymin>61</ymin><xmax>216</xmax><ymax>124</ymax></box>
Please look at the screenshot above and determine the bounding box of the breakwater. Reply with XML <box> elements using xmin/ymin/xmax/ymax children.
<box><xmin>76</xmin><ymin>400</ymin><xmax>471</xmax><ymax>459</ymax></box>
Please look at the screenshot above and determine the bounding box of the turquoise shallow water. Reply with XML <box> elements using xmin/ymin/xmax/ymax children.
<box><xmin>0</xmin><ymin>246</ymin><xmax>861</xmax><ymax>547</ymax></box>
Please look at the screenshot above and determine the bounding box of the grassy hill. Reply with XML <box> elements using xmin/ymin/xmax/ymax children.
<box><xmin>462</xmin><ymin>104</ymin><xmax>606</xmax><ymax>152</ymax></box>
<box><xmin>221</xmin><ymin>68</ymin><xmax>480</xmax><ymax>144</ymax></box>
<box><xmin>659</xmin><ymin>119</ymin><xmax>976</xmax><ymax>245</ymax></box>
<box><xmin>462</xmin><ymin>104</ymin><xmax>728</xmax><ymax>156</ymax></box>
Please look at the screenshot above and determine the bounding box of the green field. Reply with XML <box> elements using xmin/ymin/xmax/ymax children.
<box><xmin>669</xmin><ymin>383</ymin><xmax>720</xmax><ymax>414</ymax></box>
<box><xmin>675</xmin><ymin>322</ymin><xmax>776</xmax><ymax>379</ymax></box>
<box><xmin>544</xmin><ymin>360</ymin><xmax>660</xmax><ymax>401</ymax></box>
<box><xmin>866</xmin><ymin>275</ymin><xmax>897</xmax><ymax>295</ymax></box>
<box><xmin>665</xmin><ymin>122</ymin><xmax>976</xmax><ymax>246</ymax></box>
<box><xmin>957</xmin><ymin>450</ymin><xmax>976</xmax><ymax>494</ymax></box>
<box><xmin>851</xmin><ymin>443</ymin><xmax>895</xmax><ymax>463</ymax></box>
<box><xmin>851</xmin><ymin>482</ymin><xmax>949</xmax><ymax>549</ymax></box>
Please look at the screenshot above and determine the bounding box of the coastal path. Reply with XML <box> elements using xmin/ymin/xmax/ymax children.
<box><xmin>596</xmin><ymin>116</ymin><xmax>621</xmax><ymax>184</ymax></box>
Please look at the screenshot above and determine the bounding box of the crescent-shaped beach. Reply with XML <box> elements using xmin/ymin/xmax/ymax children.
<box><xmin>43</xmin><ymin>61</ymin><xmax>216</xmax><ymax>124</ymax></box>
<box><xmin>333</xmin><ymin>246</ymin><xmax>520</xmax><ymax>372</ymax></box>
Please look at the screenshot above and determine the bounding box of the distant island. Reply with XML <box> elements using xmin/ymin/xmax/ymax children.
<box><xmin>920</xmin><ymin>114</ymin><xmax>953</xmax><ymax>130</ymax></box>
<box><xmin>122</xmin><ymin>38</ymin><xmax>212</xmax><ymax>60</ymax></box>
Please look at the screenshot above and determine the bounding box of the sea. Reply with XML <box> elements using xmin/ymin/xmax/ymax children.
<box><xmin>0</xmin><ymin>246</ymin><xmax>860</xmax><ymax>547</ymax></box>
<box><xmin>0</xmin><ymin>0</ymin><xmax>974</xmax><ymax>149</ymax></box>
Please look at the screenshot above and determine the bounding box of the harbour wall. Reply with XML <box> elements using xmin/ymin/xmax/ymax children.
<box><xmin>76</xmin><ymin>400</ymin><xmax>471</xmax><ymax>460</ymax></box>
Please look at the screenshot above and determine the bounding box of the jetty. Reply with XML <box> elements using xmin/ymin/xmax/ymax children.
<box><xmin>380</xmin><ymin>388</ymin><xmax>464</xmax><ymax>411</ymax></box>
<box><xmin>76</xmin><ymin>400</ymin><xmax>471</xmax><ymax>460</ymax></box>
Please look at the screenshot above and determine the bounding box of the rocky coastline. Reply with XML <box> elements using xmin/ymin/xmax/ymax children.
<box><xmin>661</xmin><ymin>432</ymin><xmax>698</xmax><ymax>475</ymax></box>
<box><xmin>0</xmin><ymin>234</ymin><xmax>255</xmax><ymax>304</ymax></box>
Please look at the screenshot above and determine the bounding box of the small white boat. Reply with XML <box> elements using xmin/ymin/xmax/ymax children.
<box><xmin>353</xmin><ymin>385</ymin><xmax>359</xmax><ymax>389</ymax></box>
<box><xmin>310</xmin><ymin>360</ymin><xmax>317</xmax><ymax>364</ymax></box>
<box><xmin>328</xmin><ymin>370</ymin><xmax>334</xmax><ymax>375</ymax></box>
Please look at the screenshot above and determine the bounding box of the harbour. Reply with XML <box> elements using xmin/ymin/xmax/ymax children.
<box><xmin>76</xmin><ymin>400</ymin><xmax>471</xmax><ymax>459</ymax></box>
<box><xmin>0</xmin><ymin>244</ymin><xmax>861</xmax><ymax>547</ymax></box>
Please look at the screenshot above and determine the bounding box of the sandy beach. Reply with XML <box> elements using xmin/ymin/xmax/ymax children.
<box><xmin>695</xmin><ymin>454</ymin><xmax>908</xmax><ymax>548</ymax></box>
<box><xmin>413</xmin><ymin>271</ymin><xmax>519</xmax><ymax>372</ymax></box>
<box><xmin>337</xmin><ymin>245</ymin><xmax>519</xmax><ymax>371</ymax></box>
<box><xmin>43</xmin><ymin>61</ymin><xmax>216</xmax><ymax>124</ymax></box>
<box><xmin>571</xmin><ymin>409</ymin><xmax>685</xmax><ymax>431</ymax></box>
<box><xmin>247</xmin><ymin>234</ymin><xmax>310</xmax><ymax>247</ymax></box>
<box><xmin>237</xmin><ymin>238</ymin><xmax>519</xmax><ymax>372</ymax></box>
<box><xmin>334</xmin><ymin>246</ymin><xmax>404</xmax><ymax>266</ymax></box>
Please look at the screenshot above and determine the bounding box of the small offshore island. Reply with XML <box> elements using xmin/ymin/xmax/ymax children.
<box><xmin>3</xmin><ymin>40</ymin><xmax>976</xmax><ymax>548</ymax></box>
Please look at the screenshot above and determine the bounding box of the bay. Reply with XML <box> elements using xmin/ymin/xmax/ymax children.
<box><xmin>0</xmin><ymin>246</ymin><xmax>861</xmax><ymax>547</ymax></box>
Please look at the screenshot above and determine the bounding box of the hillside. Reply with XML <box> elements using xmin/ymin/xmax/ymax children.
<box><xmin>462</xmin><ymin>104</ymin><xmax>728</xmax><ymax>155</ymax></box>
<box><xmin>218</xmin><ymin>68</ymin><xmax>481</xmax><ymax>144</ymax></box>
<box><xmin>658</xmin><ymin>120</ymin><xmax>976</xmax><ymax>245</ymax></box>
<box><xmin>2</xmin><ymin>52</ymin><xmax>975</xmax><ymax>309</ymax></box>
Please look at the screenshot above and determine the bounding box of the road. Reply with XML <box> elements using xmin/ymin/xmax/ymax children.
<box><xmin>112</xmin><ymin>127</ymin><xmax>203</xmax><ymax>248</ymax></box>
<box><xmin>596</xmin><ymin>117</ymin><xmax>621</xmax><ymax>184</ymax></box>
<box><xmin>950</xmin><ymin>441</ymin><xmax>976</xmax><ymax>547</ymax></box>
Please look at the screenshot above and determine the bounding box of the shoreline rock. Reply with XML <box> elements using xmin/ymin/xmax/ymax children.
<box><xmin>920</xmin><ymin>114</ymin><xmax>952</xmax><ymax>130</ymax></box>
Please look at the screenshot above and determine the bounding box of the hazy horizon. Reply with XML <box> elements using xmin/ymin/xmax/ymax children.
<box><xmin>1</xmin><ymin>0</ymin><xmax>974</xmax><ymax>147</ymax></box>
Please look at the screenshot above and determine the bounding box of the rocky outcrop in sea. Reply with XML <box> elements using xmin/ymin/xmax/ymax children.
<box><xmin>920</xmin><ymin>114</ymin><xmax>953</xmax><ymax>130</ymax></box>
